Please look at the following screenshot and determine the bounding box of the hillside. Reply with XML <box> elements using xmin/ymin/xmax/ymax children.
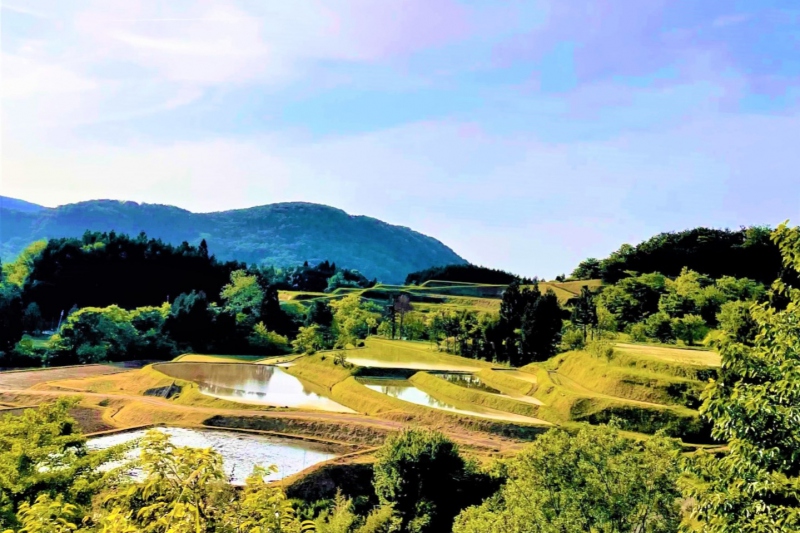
<box><xmin>0</xmin><ymin>196</ymin><xmax>45</xmax><ymax>213</ymax></box>
<box><xmin>0</xmin><ymin>197</ymin><xmax>466</xmax><ymax>283</ymax></box>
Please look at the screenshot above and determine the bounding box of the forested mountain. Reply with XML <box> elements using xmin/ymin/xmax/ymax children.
<box><xmin>0</xmin><ymin>197</ymin><xmax>466</xmax><ymax>283</ymax></box>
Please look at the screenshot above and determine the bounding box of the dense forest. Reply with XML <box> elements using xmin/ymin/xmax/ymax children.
<box><xmin>0</xmin><ymin>198</ymin><xmax>466</xmax><ymax>283</ymax></box>
<box><xmin>405</xmin><ymin>264</ymin><xmax>534</xmax><ymax>286</ymax></box>
<box><xmin>571</xmin><ymin>226</ymin><xmax>782</xmax><ymax>284</ymax></box>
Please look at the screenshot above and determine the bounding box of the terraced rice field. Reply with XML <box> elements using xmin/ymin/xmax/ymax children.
<box><xmin>0</xmin><ymin>364</ymin><xmax>131</xmax><ymax>389</ymax></box>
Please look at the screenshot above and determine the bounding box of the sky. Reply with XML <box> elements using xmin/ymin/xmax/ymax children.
<box><xmin>2</xmin><ymin>1</ymin><xmax>800</xmax><ymax>279</ymax></box>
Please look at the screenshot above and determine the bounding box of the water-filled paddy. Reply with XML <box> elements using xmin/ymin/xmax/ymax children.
<box><xmin>357</xmin><ymin>377</ymin><xmax>548</xmax><ymax>424</ymax></box>
<box><xmin>437</xmin><ymin>372</ymin><xmax>501</xmax><ymax>394</ymax></box>
<box><xmin>153</xmin><ymin>362</ymin><xmax>354</xmax><ymax>413</ymax></box>
<box><xmin>88</xmin><ymin>427</ymin><xmax>340</xmax><ymax>485</ymax></box>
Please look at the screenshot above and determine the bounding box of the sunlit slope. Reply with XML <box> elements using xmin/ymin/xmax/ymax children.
<box><xmin>516</xmin><ymin>342</ymin><xmax>718</xmax><ymax>442</ymax></box>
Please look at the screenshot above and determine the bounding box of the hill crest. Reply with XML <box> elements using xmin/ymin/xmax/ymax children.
<box><xmin>0</xmin><ymin>196</ymin><xmax>466</xmax><ymax>283</ymax></box>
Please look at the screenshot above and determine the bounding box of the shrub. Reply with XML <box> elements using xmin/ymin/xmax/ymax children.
<box><xmin>561</xmin><ymin>328</ymin><xmax>585</xmax><ymax>351</ymax></box>
<box><xmin>629</xmin><ymin>322</ymin><xmax>648</xmax><ymax>342</ymax></box>
<box><xmin>586</xmin><ymin>339</ymin><xmax>615</xmax><ymax>361</ymax></box>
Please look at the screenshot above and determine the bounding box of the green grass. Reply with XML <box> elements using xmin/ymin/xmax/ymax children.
<box><xmin>341</xmin><ymin>337</ymin><xmax>498</xmax><ymax>371</ymax></box>
<box><xmin>541</xmin><ymin>351</ymin><xmax>706</xmax><ymax>408</ymax></box>
<box><xmin>409</xmin><ymin>372</ymin><xmax>544</xmax><ymax>419</ymax></box>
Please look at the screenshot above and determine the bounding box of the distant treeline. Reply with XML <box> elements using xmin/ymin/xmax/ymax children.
<box><xmin>571</xmin><ymin>227</ymin><xmax>782</xmax><ymax>285</ymax></box>
<box><xmin>405</xmin><ymin>264</ymin><xmax>535</xmax><ymax>286</ymax></box>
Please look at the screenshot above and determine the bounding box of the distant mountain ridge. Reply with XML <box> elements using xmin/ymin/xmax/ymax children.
<box><xmin>0</xmin><ymin>196</ymin><xmax>467</xmax><ymax>283</ymax></box>
<box><xmin>0</xmin><ymin>196</ymin><xmax>46</xmax><ymax>213</ymax></box>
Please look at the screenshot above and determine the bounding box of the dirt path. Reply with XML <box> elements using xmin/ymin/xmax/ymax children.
<box><xmin>0</xmin><ymin>388</ymin><xmax>526</xmax><ymax>452</ymax></box>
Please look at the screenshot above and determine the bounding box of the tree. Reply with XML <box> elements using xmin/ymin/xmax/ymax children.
<box><xmin>570</xmin><ymin>287</ymin><xmax>598</xmax><ymax>341</ymax></box>
<box><xmin>680</xmin><ymin>222</ymin><xmax>800</xmax><ymax>532</ymax></box>
<box><xmin>571</xmin><ymin>257</ymin><xmax>602</xmax><ymax>280</ymax></box>
<box><xmin>671</xmin><ymin>314</ymin><xmax>707</xmax><ymax>346</ymax></box>
<box><xmin>101</xmin><ymin>430</ymin><xmax>313</xmax><ymax>533</ymax></box>
<box><xmin>392</xmin><ymin>295</ymin><xmax>413</xmax><ymax>340</ymax></box>
<box><xmin>644</xmin><ymin>312</ymin><xmax>675</xmax><ymax>343</ymax></box>
<box><xmin>249</xmin><ymin>322</ymin><xmax>290</xmax><ymax>353</ymax></box>
<box><xmin>0</xmin><ymin>284</ymin><xmax>23</xmax><ymax>353</ymax></box>
<box><xmin>454</xmin><ymin>424</ymin><xmax>682</xmax><ymax>533</ymax></box>
<box><xmin>715</xmin><ymin>300</ymin><xmax>757</xmax><ymax>344</ymax></box>
<box><xmin>372</xmin><ymin>429</ymin><xmax>472</xmax><ymax>533</ymax></box>
<box><xmin>498</xmin><ymin>282</ymin><xmax>563</xmax><ymax>365</ymax></box>
<box><xmin>220</xmin><ymin>269</ymin><xmax>264</xmax><ymax>325</ymax></box>
<box><xmin>518</xmin><ymin>289</ymin><xmax>562</xmax><ymax>363</ymax></box>
<box><xmin>292</xmin><ymin>325</ymin><xmax>325</xmax><ymax>354</ymax></box>
<box><xmin>0</xmin><ymin>399</ymin><xmax>124</xmax><ymax>530</ymax></box>
<box><xmin>330</xmin><ymin>294</ymin><xmax>381</xmax><ymax>348</ymax></box>
<box><xmin>21</xmin><ymin>303</ymin><xmax>43</xmax><ymax>334</ymax></box>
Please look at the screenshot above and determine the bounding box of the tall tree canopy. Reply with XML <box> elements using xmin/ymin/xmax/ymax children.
<box><xmin>572</xmin><ymin>226</ymin><xmax>781</xmax><ymax>284</ymax></box>
<box><xmin>681</xmin><ymin>223</ymin><xmax>800</xmax><ymax>532</ymax></box>
<box><xmin>21</xmin><ymin>232</ymin><xmax>244</xmax><ymax>322</ymax></box>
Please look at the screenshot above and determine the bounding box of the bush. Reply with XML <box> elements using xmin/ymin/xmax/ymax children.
<box><xmin>373</xmin><ymin>429</ymin><xmax>483</xmax><ymax>533</ymax></box>
<box><xmin>645</xmin><ymin>312</ymin><xmax>675</xmax><ymax>343</ymax></box>
<box><xmin>586</xmin><ymin>339</ymin><xmax>615</xmax><ymax>361</ymax></box>
<box><xmin>561</xmin><ymin>328</ymin><xmax>585</xmax><ymax>351</ymax></box>
<box><xmin>629</xmin><ymin>322</ymin><xmax>648</xmax><ymax>342</ymax></box>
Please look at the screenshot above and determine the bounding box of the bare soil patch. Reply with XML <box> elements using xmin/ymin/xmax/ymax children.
<box><xmin>0</xmin><ymin>365</ymin><xmax>132</xmax><ymax>389</ymax></box>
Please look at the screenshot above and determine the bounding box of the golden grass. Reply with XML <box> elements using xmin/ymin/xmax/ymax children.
<box><xmin>614</xmin><ymin>343</ymin><xmax>721</xmax><ymax>367</ymax></box>
<box><xmin>543</xmin><ymin>351</ymin><xmax>704</xmax><ymax>407</ymax></box>
<box><xmin>476</xmin><ymin>369</ymin><xmax>538</xmax><ymax>396</ymax></box>
<box><xmin>344</xmin><ymin>338</ymin><xmax>497</xmax><ymax>371</ymax></box>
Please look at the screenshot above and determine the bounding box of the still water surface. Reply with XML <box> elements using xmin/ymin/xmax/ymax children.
<box><xmin>357</xmin><ymin>377</ymin><xmax>547</xmax><ymax>424</ymax></box>
<box><xmin>154</xmin><ymin>362</ymin><xmax>354</xmax><ymax>413</ymax></box>
<box><xmin>88</xmin><ymin>427</ymin><xmax>339</xmax><ymax>485</ymax></box>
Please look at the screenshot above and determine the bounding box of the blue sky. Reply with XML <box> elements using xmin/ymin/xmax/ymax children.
<box><xmin>2</xmin><ymin>1</ymin><xmax>799</xmax><ymax>278</ymax></box>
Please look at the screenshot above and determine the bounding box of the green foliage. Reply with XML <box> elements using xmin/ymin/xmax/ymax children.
<box><xmin>681</xmin><ymin>222</ymin><xmax>800</xmax><ymax>532</ymax></box>
<box><xmin>645</xmin><ymin>312</ymin><xmax>676</xmax><ymax>343</ymax></box>
<box><xmin>372</xmin><ymin>429</ymin><xmax>471</xmax><ymax>533</ymax></box>
<box><xmin>293</xmin><ymin>325</ymin><xmax>326</xmax><ymax>354</ymax></box>
<box><xmin>579</xmin><ymin>226</ymin><xmax>781</xmax><ymax>285</ymax></box>
<box><xmin>453</xmin><ymin>423</ymin><xmax>682</xmax><ymax>533</ymax></box>
<box><xmin>47</xmin><ymin>304</ymin><xmax>176</xmax><ymax>365</ymax></box>
<box><xmin>249</xmin><ymin>322</ymin><xmax>290</xmax><ymax>353</ymax></box>
<box><xmin>498</xmin><ymin>283</ymin><xmax>563</xmax><ymax>365</ymax></box>
<box><xmin>101</xmin><ymin>430</ymin><xmax>313</xmax><ymax>533</ymax></box>
<box><xmin>560</xmin><ymin>327</ymin><xmax>585</xmax><ymax>351</ymax></box>
<box><xmin>0</xmin><ymin>399</ymin><xmax>125</xmax><ymax>531</ymax></box>
<box><xmin>715</xmin><ymin>300</ymin><xmax>757</xmax><ymax>344</ymax></box>
<box><xmin>19</xmin><ymin>232</ymin><xmax>243</xmax><ymax>326</ymax></box>
<box><xmin>671</xmin><ymin>314</ymin><xmax>708</xmax><ymax>346</ymax></box>
<box><xmin>330</xmin><ymin>295</ymin><xmax>381</xmax><ymax>348</ymax></box>
<box><xmin>586</xmin><ymin>338</ymin><xmax>615</xmax><ymax>361</ymax></box>
<box><xmin>220</xmin><ymin>270</ymin><xmax>265</xmax><ymax>323</ymax></box>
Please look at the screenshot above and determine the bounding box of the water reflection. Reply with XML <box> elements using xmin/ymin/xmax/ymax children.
<box><xmin>436</xmin><ymin>372</ymin><xmax>500</xmax><ymax>394</ymax></box>
<box><xmin>154</xmin><ymin>362</ymin><xmax>354</xmax><ymax>413</ymax></box>
<box><xmin>89</xmin><ymin>427</ymin><xmax>339</xmax><ymax>485</ymax></box>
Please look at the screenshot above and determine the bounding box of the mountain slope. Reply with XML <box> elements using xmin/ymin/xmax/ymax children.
<box><xmin>0</xmin><ymin>198</ymin><xmax>466</xmax><ymax>283</ymax></box>
<box><xmin>0</xmin><ymin>195</ymin><xmax>45</xmax><ymax>213</ymax></box>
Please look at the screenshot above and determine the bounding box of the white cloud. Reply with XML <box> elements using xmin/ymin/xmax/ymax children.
<box><xmin>4</xmin><ymin>110</ymin><xmax>799</xmax><ymax>276</ymax></box>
